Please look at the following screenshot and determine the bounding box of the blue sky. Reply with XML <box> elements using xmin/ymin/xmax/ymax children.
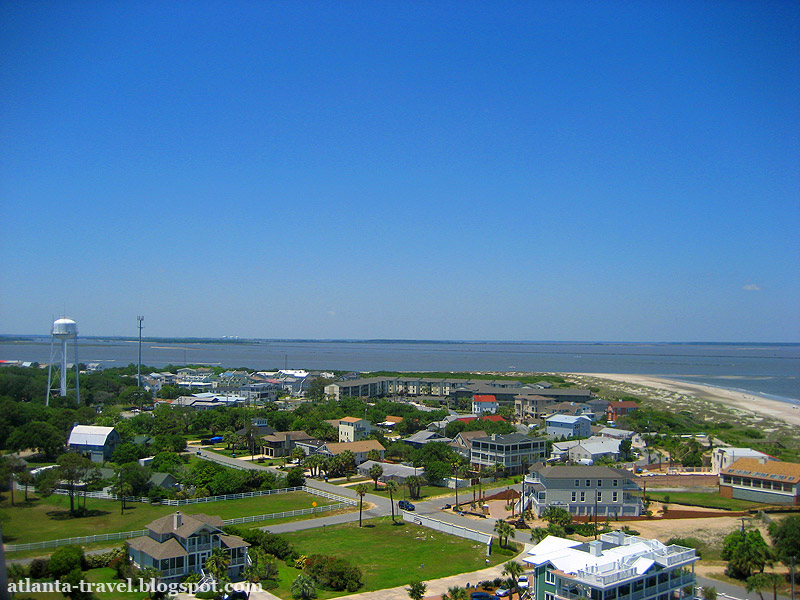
<box><xmin>1</xmin><ymin>1</ymin><xmax>798</xmax><ymax>341</ymax></box>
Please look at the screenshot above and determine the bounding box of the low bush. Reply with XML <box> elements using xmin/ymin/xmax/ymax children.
<box><xmin>29</xmin><ymin>558</ymin><xmax>50</xmax><ymax>579</ymax></box>
<box><xmin>305</xmin><ymin>554</ymin><xmax>363</xmax><ymax>592</ymax></box>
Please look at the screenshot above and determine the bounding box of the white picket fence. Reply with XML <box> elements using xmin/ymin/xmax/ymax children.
<box><xmin>5</xmin><ymin>486</ymin><xmax>355</xmax><ymax>552</ymax></box>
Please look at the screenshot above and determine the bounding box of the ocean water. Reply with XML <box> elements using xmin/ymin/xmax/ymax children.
<box><xmin>1</xmin><ymin>338</ymin><xmax>798</xmax><ymax>403</ymax></box>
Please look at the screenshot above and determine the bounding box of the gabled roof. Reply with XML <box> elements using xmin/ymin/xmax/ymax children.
<box><xmin>457</xmin><ymin>415</ymin><xmax>506</xmax><ymax>423</ymax></box>
<box><xmin>531</xmin><ymin>464</ymin><xmax>634</xmax><ymax>479</ymax></box>
<box><xmin>546</xmin><ymin>414</ymin><xmax>591</xmax><ymax>425</ymax></box>
<box><xmin>146</xmin><ymin>512</ymin><xmax>224</xmax><ymax>537</ymax></box>
<box><xmin>608</xmin><ymin>400</ymin><xmax>639</xmax><ymax>408</ymax></box>
<box><xmin>127</xmin><ymin>536</ymin><xmax>188</xmax><ymax>560</ymax></box>
<box><xmin>68</xmin><ymin>425</ymin><xmax>116</xmax><ymax>447</ymax></box>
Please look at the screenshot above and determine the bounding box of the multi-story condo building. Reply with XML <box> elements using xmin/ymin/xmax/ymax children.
<box><xmin>523</xmin><ymin>465</ymin><xmax>642</xmax><ymax>517</ymax></box>
<box><xmin>127</xmin><ymin>512</ymin><xmax>249</xmax><ymax>582</ymax></box>
<box><xmin>719</xmin><ymin>457</ymin><xmax>800</xmax><ymax>505</ymax></box>
<box><xmin>546</xmin><ymin>415</ymin><xmax>592</xmax><ymax>439</ymax></box>
<box><xmin>523</xmin><ymin>532</ymin><xmax>697</xmax><ymax>600</ymax></box>
<box><xmin>470</xmin><ymin>433</ymin><xmax>548</xmax><ymax>475</ymax></box>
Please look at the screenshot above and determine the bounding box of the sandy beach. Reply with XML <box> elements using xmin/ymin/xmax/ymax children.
<box><xmin>564</xmin><ymin>373</ymin><xmax>800</xmax><ymax>428</ymax></box>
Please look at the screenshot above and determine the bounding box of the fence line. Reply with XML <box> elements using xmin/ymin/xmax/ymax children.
<box><xmin>4</xmin><ymin>502</ymin><xmax>351</xmax><ymax>552</ymax></box>
<box><xmin>401</xmin><ymin>512</ymin><xmax>493</xmax><ymax>556</ymax></box>
<box><xmin>5</xmin><ymin>487</ymin><xmax>356</xmax><ymax>552</ymax></box>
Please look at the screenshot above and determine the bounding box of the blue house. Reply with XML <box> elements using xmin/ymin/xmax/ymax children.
<box><xmin>545</xmin><ymin>414</ymin><xmax>591</xmax><ymax>439</ymax></box>
<box><xmin>67</xmin><ymin>425</ymin><xmax>121</xmax><ymax>462</ymax></box>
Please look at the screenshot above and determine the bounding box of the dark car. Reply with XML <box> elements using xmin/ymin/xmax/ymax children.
<box><xmin>398</xmin><ymin>500</ymin><xmax>415</xmax><ymax>511</ymax></box>
<box><xmin>470</xmin><ymin>593</ymin><xmax>499</xmax><ymax>600</ymax></box>
<box><xmin>222</xmin><ymin>591</ymin><xmax>248</xmax><ymax>600</ymax></box>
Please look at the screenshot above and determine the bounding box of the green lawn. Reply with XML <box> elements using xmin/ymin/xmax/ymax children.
<box><xmin>2</xmin><ymin>491</ymin><xmax>339</xmax><ymax>549</ymax></box>
<box><xmin>271</xmin><ymin>517</ymin><xmax>508</xmax><ymax>599</ymax></box>
<box><xmin>643</xmin><ymin>491</ymin><xmax>764</xmax><ymax>511</ymax></box>
<box><xmin>355</xmin><ymin>476</ymin><xmax>521</xmax><ymax>503</ymax></box>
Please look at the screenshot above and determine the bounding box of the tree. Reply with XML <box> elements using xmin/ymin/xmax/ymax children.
<box><xmin>2</xmin><ymin>455</ymin><xmax>26</xmax><ymax>506</ymax></box>
<box><xmin>442</xmin><ymin>585</ymin><xmax>469</xmax><ymax>600</ymax></box>
<box><xmin>287</xmin><ymin>466</ymin><xmax>306</xmax><ymax>488</ymax></box>
<box><xmin>701</xmin><ymin>587</ymin><xmax>717</xmax><ymax>600</ymax></box>
<box><xmin>407</xmin><ymin>580</ymin><xmax>427</xmax><ymax>600</ymax></box>
<box><xmin>768</xmin><ymin>514</ymin><xmax>800</xmax><ymax>567</ymax></box>
<box><xmin>291</xmin><ymin>447</ymin><xmax>307</xmax><ymax>463</ymax></box>
<box><xmin>746</xmin><ymin>573</ymin><xmax>784</xmax><ymax>600</ymax></box>
<box><xmin>619</xmin><ymin>439</ymin><xmax>633</xmax><ymax>460</ymax></box>
<box><xmin>16</xmin><ymin>467</ymin><xmax>34</xmax><ymax>502</ymax></box>
<box><xmin>290</xmin><ymin>573</ymin><xmax>317</xmax><ymax>599</ymax></box>
<box><xmin>366</xmin><ymin>449</ymin><xmax>382</xmax><ymax>462</ymax></box>
<box><xmin>355</xmin><ymin>483</ymin><xmax>369</xmax><ymax>527</ymax></box>
<box><xmin>452</xmin><ymin>462</ymin><xmax>468</xmax><ymax>508</ymax></box>
<box><xmin>722</xmin><ymin>529</ymin><xmax>771</xmax><ymax>580</ymax></box>
<box><xmin>56</xmin><ymin>452</ymin><xmax>95</xmax><ymax>515</ymax></box>
<box><xmin>502</xmin><ymin>560</ymin><xmax>525</xmax><ymax>596</ymax></box>
<box><xmin>204</xmin><ymin>547</ymin><xmax>230</xmax><ymax>583</ymax></box>
<box><xmin>542</xmin><ymin>506</ymin><xmax>573</xmax><ymax>528</ymax></box>
<box><xmin>385</xmin><ymin>479</ymin><xmax>399</xmax><ymax>523</ymax></box>
<box><xmin>49</xmin><ymin>545</ymin><xmax>85</xmax><ymax>579</ymax></box>
<box><xmin>405</xmin><ymin>475</ymin><xmax>423</xmax><ymax>500</ymax></box>
<box><xmin>368</xmin><ymin>463</ymin><xmax>384</xmax><ymax>490</ymax></box>
<box><xmin>494</xmin><ymin>520</ymin><xmax>515</xmax><ymax>548</ymax></box>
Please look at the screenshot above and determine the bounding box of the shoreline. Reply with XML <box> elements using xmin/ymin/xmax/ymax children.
<box><xmin>564</xmin><ymin>372</ymin><xmax>800</xmax><ymax>428</ymax></box>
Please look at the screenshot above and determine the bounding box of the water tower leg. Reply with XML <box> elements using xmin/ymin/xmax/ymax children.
<box><xmin>74</xmin><ymin>336</ymin><xmax>80</xmax><ymax>404</ymax></box>
<box><xmin>60</xmin><ymin>338</ymin><xmax>68</xmax><ymax>396</ymax></box>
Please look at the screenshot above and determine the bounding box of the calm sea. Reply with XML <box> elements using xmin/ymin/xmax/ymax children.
<box><xmin>1</xmin><ymin>338</ymin><xmax>798</xmax><ymax>404</ymax></box>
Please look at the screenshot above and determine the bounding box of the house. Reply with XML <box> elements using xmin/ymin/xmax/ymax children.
<box><xmin>338</xmin><ymin>417</ymin><xmax>374</xmax><ymax>443</ymax></box>
<box><xmin>469</xmin><ymin>433</ymin><xmax>548</xmax><ymax>475</ymax></box>
<box><xmin>719</xmin><ymin>457</ymin><xmax>800</xmax><ymax>504</ymax></box>
<box><xmin>542</xmin><ymin>402</ymin><xmax>594</xmax><ymax>420</ymax></box>
<box><xmin>545</xmin><ymin>415</ymin><xmax>592</xmax><ymax>439</ymax></box>
<box><xmin>260</xmin><ymin>431</ymin><xmax>316</xmax><ymax>458</ymax></box>
<box><xmin>607</xmin><ymin>400</ymin><xmax>639</xmax><ymax>421</ymax></box>
<box><xmin>127</xmin><ymin>511</ymin><xmax>248</xmax><ymax>581</ymax></box>
<box><xmin>523</xmin><ymin>464</ymin><xmax>642</xmax><ymax>517</ymax></box>
<box><xmin>522</xmin><ymin>532</ymin><xmax>697</xmax><ymax>600</ymax></box>
<box><xmin>377</xmin><ymin>415</ymin><xmax>403</xmax><ymax>428</ymax></box>
<box><xmin>568</xmin><ymin>437</ymin><xmax>622</xmax><ymax>463</ymax></box>
<box><xmin>450</xmin><ymin>430</ymin><xmax>488</xmax><ymax>458</ymax></box>
<box><xmin>456</xmin><ymin>414</ymin><xmax>506</xmax><ymax>425</ymax></box>
<box><xmin>67</xmin><ymin>425</ymin><xmax>121</xmax><ymax>462</ymax></box>
<box><xmin>317</xmin><ymin>440</ymin><xmax>385</xmax><ymax>465</ymax></box>
<box><xmin>471</xmin><ymin>395</ymin><xmax>499</xmax><ymax>415</ymax></box>
<box><xmin>402</xmin><ymin>430</ymin><xmax>452</xmax><ymax>449</ymax></box>
<box><xmin>599</xmin><ymin>427</ymin><xmax>637</xmax><ymax>441</ymax></box>
<box><xmin>356</xmin><ymin>460</ymin><xmax>423</xmax><ymax>483</ymax></box>
<box><xmin>711</xmin><ymin>447</ymin><xmax>775</xmax><ymax>474</ymax></box>
<box><xmin>99</xmin><ymin>468</ymin><xmax>178</xmax><ymax>491</ymax></box>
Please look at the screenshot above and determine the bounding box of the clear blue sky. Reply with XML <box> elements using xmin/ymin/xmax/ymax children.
<box><xmin>1</xmin><ymin>1</ymin><xmax>798</xmax><ymax>342</ymax></box>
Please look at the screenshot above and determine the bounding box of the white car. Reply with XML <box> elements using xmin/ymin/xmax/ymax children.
<box><xmin>518</xmin><ymin>575</ymin><xmax>530</xmax><ymax>589</ymax></box>
<box><xmin>496</xmin><ymin>589</ymin><xmax>510</xmax><ymax>597</ymax></box>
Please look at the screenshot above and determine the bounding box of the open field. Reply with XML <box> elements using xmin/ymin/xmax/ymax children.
<box><xmin>272</xmin><ymin>517</ymin><xmax>506</xmax><ymax>599</ymax></box>
<box><xmin>1</xmin><ymin>491</ymin><xmax>337</xmax><ymax>547</ymax></box>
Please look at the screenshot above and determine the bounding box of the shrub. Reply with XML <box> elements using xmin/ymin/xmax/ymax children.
<box><xmin>666</xmin><ymin>537</ymin><xmax>704</xmax><ymax>558</ymax></box>
<box><xmin>29</xmin><ymin>558</ymin><xmax>50</xmax><ymax>579</ymax></box>
<box><xmin>49</xmin><ymin>545</ymin><xmax>85</xmax><ymax>579</ymax></box>
<box><xmin>305</xmin><ymin>554</ymin><xmax>363</xmax><ymax>592</ymax></box>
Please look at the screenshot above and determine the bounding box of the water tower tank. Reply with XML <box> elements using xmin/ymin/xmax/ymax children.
<box><xmin>52</xmin><ymin>317</ymin><xmax>78</xmax><ymax>339</ymax></box>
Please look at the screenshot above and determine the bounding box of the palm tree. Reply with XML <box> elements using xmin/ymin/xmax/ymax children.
<box><xmin>369</xmin><ymin>463</ymin><xmax>384</xmax><ymax>490</ymax></box>
<box><xmin>442</xmin><ymin>585</ymin><xmax>469</xmax><ymax>600</ymax></box>
<box><xmin>355</xmin><ymin>483</ymin><xmax>369</xmax><ymax>527</ymax></box>
<box><xmin>746</xmin><ymin>573</ymin><xmax>784</xmax><ymax>600</ymax></box>
<box><xmin>385</xmin><ymin>480</ymin><xmax>399</xmax><ymax>522</ymax></box>
<box><xmin>407</xmin><ymin>580</ymin><xmax>427</xmax><ymax>600</ymax></box>
<box><xmin>503</xmin><ymin>560</ymin><xmax>525</xmax><ymax>598</ymax></box>
<box><xmin>453</xmin><ymin>462</ymin><xmax>468</xmax><ymax>509</ymax></box>
<box><xmin>494</xmin><ymin>520</ymin><xmax>515</xmax><ymax>549</ymax></box>
<box><xmin>204</xmin><ymin>547</ymin><xmax>230</xmax><ymax>583</ymax></box>
<box><xmin>290</xmin><ymin>573</ymin><xmax>317</xmax><ymax>599</ymax></box>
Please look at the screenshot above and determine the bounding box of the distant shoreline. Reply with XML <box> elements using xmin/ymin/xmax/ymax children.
<box><xmin>566</xmin><ymin>372</ymin><xmax>800</xmax><ymax>428</ymax></box>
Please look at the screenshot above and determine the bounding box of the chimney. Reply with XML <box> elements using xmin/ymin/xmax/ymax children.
<box><xmin>758</xmin><ymin>456</ymin><xmax>768</xmax><ymax>465</ymax></box>
<box><xmin>492</xmin><ymin>434</ymin><xmax>497</xmax><ymax>441</ymax></box>
<box><xmin>588</xmin><ymin>540</ymin><xmax>603</xmax><ymax>557</ymax></box>
<box><xmin>174</xmin><ymin>511</ymin><xmax>182</xmax><ymax>529</ymax></box>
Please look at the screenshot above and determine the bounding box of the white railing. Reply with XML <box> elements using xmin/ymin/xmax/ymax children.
<box><xmin>401</xmin><ymin>512</ymin><xmax>493</xmax><ymax>556</ymax></box>
<box><xmin>4</xmin><ymin>487</ymin><xmax>356</xmax><ymax>552</ymax></box>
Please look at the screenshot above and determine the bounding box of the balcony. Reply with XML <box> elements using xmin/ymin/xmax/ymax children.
<box><xmin>555</xmin><ymin>574</ymin><xmax>695</xmax><ymax>600</ymax></box>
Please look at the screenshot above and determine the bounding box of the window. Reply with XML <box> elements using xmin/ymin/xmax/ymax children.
<box><xmin>612</xmin><ymin>491</ymin><xmax>618</xmax><ymax>502</ymax></box>
<box><xmin>598</xmin><ymin>479</ymin><xmax>603</xmax><ymax>487</ymax></box>
<box><xmin>580</xmin><ymin>491</ymin><xmax>586</xmax><ymax>502</ymax></box>
<box><xmin>546</xmin><ymin>570</ymin><xmax>556</xmax><ymax>584</ymax></box>
<box><xmin>597</xmin><ymin>492</ymin><xmax>602</xmax><ymax>502</ymax></box>
<box><xmin>586</xmin><ymin>479</ymin><xmax>591</xmax><ymax>487</ymax></box>
<box><xmin>545</xmin><ymin>594</ymin><xmax>555</xmax><ymax>600</ymax></box>
<box><xmin>572</xmin><ymin>491</ymin><xmax>577</xmax><ymax>502</ymax></box>
<box><xmin>575</xmin><ymin>480</ymin><xmax>581</xmax><ymax>487</ymax></box>
<box><xmin>613</xmin><ymin>479</ymin><xmax>618</xmax><ymax>487</ymax></box>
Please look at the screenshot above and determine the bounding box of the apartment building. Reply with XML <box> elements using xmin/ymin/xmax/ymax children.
<box><xmin>470</xmin><ymin>433</ymin><xmax>548</xmax><ymax>475</ymax></box>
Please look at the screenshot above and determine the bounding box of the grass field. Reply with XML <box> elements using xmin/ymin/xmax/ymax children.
<box><xmin>643</xmin><ymin>491</ymin><xmax>763</xmax><ymax>511</ymax></box>
<box><xmin>272</xmin><ymin>517</ymin><xmax>507</xmax><ymax>599</ymax></box>
<box><xmin>1</xmin><ymin>491</ymin><xmax>339</xmax><ymax>547</ymax></box>
<box><xmin>355</xmin><ymin>476</ymin><xmax>522</xmax><ymax>503</ymax></box>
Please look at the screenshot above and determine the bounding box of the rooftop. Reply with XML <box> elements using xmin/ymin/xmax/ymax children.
<box><xmin>722</xmin><ymin>457</ymin><xmax>800</xmax><ymax>483</ymax></box>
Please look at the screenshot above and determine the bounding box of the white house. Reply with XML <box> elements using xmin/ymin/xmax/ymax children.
<box><xmin>67</xmin><ymin>425</ymin><xmax>121</xmax><ymax>462</ymax></box>
<box><xmin>711</xmin><ymin>447</ymin><xmax>775</xmax><ymax>474</ymax></box>
<box><xmin>471</xmin><ymin>394</ymin><xmax>499</xmax><ymax>415</ymax></box>
<box><xmin>546</xmin><ymin>414</ymin><xmax>592</xmax><ymax>439</ymax></box>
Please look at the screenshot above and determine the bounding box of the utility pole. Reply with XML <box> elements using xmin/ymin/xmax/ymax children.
<box><xmin>137</xmin><ymin>316</ymin><xmax>144</xmax><ymax>388</ymax></box>
<box><xmin>791</xmin><ymin>555</ymin><xmax>795</xmax><ymax>600</ymax></box>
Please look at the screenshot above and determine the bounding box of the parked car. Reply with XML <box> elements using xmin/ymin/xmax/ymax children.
<box><xmin>496</xmin><ymin>588</ymin><xmax>510</xmax><ymax>597</ymax></box>
<box><xmin>470</xmin><ymin>593</ymin><xmax>499</xmax><ymax>600</ymax></box>
<box><xmin>442</xmin><ymin>503</ymin><xmax>452</xmax><ymax>510</ymax></box>
<box><xmin>518</xmin><ymin>575</ymin><xmax>530</xmax><ymax>589</ymax></box>
<box><xmin>398</xmin><ymin>500</ymin><xmax>415</xmax><ymax>511</ymax></box>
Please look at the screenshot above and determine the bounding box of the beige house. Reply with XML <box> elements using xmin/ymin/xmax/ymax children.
<box><xmin>338</xmin><ymin>416</ymin><xmax>374</xmax><ymax>442</ymax></box>
<box><xmin>318</xmin><ymin>439</ymin><xmax>385</xmax><ymax>465</ymax></box>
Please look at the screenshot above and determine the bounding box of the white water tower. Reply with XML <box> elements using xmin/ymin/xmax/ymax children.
<box><xmin>46</xmin><ymin>317</ymin><xmax>80</xmax><ymax>405</ymax></box>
